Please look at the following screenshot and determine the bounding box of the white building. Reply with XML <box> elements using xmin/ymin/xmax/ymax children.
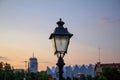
<box><xmin>73</xmin><ymin>65</ymin><xmax>80</xmax><ymax>78</ymax></box>
<box><xmin>66</xmin><ymin>66</ymin><xmax>73</xmax><ymax>79</ymax></box>
<box><xmin>28</xmin><ymin>53</ymin><xmax>38</xmax><ymax>73</ymax></box>
<box><xmin>46</xmin><ymin>64</ymin><xmax>95</xmax><ymax>80</ymax></box>
<box><xmin>87</xmin><ymin>64</ymin><xmax>95</xmax><ymax>77</ymax></box>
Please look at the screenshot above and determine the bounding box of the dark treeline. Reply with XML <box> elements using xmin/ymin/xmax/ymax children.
<box><xmin>0</xmin><ymin>62</ymin><xmax>120</xmax><ymax>80</ymax></box>
<box><xmin>0</xmin><ymin>62</ymin><xmax>51</xmax><ymax>80</ymax></box>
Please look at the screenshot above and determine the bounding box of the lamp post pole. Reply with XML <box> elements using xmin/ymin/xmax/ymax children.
<box><xmin>49</xmin><ymin>19</ymin><xmax>73</xmax><ymax>80</ymax></box>
<box><xmin>57</xmin><ymin>54</ymin><xmax>65</xmax><ymax>80</ymax></box>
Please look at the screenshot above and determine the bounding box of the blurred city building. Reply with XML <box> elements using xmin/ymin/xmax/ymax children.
<box><xmin>28</xmin><ymin>53</ymin><xmax>38</xmax><ymax>73</ymax></box>
<box><xmin>94</xmin><ymin>62</ymin><xmax>120</xmax><ymax>76</ymax></box>
<box><xmin>47</xmin><ymin>64</ymin><xmax>95</xmax><ymax>80</ymax></box>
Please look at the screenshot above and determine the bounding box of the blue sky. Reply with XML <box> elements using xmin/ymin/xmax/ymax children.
<box><xmin>0</xmin><ymin>0</ymin><xmax>120</xmax><ymax>70</ymax></box>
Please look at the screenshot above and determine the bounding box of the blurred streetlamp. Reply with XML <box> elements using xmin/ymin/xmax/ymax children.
<box><xmin>49</xmin><ymin>19</ymin><xmax>73</xmax><ymax>80</ymax></box>
<box><xmin>24</xmin><ymin>61</ymin><xmax>28</xmax><ymax>80</ymax></box>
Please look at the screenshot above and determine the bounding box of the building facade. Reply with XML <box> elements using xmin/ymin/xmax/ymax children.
<box><xmin>47</xmin><ymin>64</ymin><xmax>95</xmax><ymax>80</ymax></box>
<box><xmin>94</xmin><ymin>62</ymin><xmax>120</xmax><ymax>76</ymax></box>
<box><xmin>28</xmin><ymin>54</ymin><xmax>38</xmax><ymax>73</ymax></box>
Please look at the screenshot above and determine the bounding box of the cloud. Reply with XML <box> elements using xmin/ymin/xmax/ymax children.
<box><xmin>0</xmin><ymin>56</ymin><xmax>10</xmax><ymax>61</ymax></box>
<box><xmin>0</xmin><ymin>56</ymin><xmax>6</xmax><ymax>59</ymax></box>
<box><xmin>39</xmin><ymin>61</ymin><xmax>52</xmax><ymax>63</ymax></box>
<box><xmin>98</xmin><ymin>18</ymin><xmax>120</xmax><ymax>27</ymax></box>
<box><xmin>39</xmin><ymin>61</ymin><xmax>55</xmax><ymax>65</ymax></box>
<box><xmin>20</xmin><ymin>60</ymin><xmax>54</xmax><ymax>64</ymax></box>
<box><xmin>100</xmin><ymin>18</ymin><xmax>111</xmax><ymax>22</ymax></box>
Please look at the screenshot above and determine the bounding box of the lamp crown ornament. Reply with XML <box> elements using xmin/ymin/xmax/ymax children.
<box><xmin>57</xmin><ymin>18</ymin><xmax>65</xmax><ymax>27</ymax></box>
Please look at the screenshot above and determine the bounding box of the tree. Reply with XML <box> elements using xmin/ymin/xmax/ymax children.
<box><xmin>36</xmin><ymin>71</ymin><xmax>51</xmax><ymax>80</ymax></box>
<box><xmin>102</xmin><ymin>67</ymin><xmax>120</xmax><ymax>80</ymax></box>
<box><xmin>98</xmin><ymin>75</ymin><xmax>107</xmax><ymax>80</ymax></box>
<box><xmin>0</xmin><ymin>62</ymin><xmax>14</xmax><ymax>80</ymax></box>
<box><xmin>73</xmin><ymin>77</ymin><xmax>78</xmax><ymax>80</ymax></box>
<box><xmin>14</xmin><ymin>70</ymin><xmax>25</xmax><ymax>80</ymax></box>
<box><xmin>94</xmin><ymin>76</ymin><xmax>99</xmax><ymax>80</ymax></box>
<box><xmin>0</xmin><ymin>62</ymin><xmax>4</xmax><ymax>70</ymax></box>
<box><xmin>4</xmin><ymin>63</ymin><xmax>14</xmax><ymax>80</ymax></box>
<box><xmin>66</xmin><ymin>77</ymin><xmax>71</xmax><ymax>80</ymax></box>
<box><xmin>0</xmin><ymin>62</ymin><xmax>4</xmax><ymax>80</ymax></box>
<box><xmin>0</xmin><ymin>62</ymin><xmax>54</xmax><ymax>80</ymax></box>
<box><xmin>86</xmin><ymin>75</ymin><xmax>93</xmax><ymax>80</ymax></box>
<box><xmin>80</xmin><ymin>74</ymin><xmax>85</xmax><ymax>80</ymax></box>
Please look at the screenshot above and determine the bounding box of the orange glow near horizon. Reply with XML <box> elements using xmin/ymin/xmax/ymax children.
<box><xmin>1</xmin><ymin>42</ymin><xmax>119</xmax><ymax>71</ymax></box>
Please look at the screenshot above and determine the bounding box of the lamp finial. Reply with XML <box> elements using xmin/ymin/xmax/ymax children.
<box><xmin>57</xmin><ymin>18</ymin><xmax>64</xmax><ymax>27</ymax></box>
<box><xmin>60</xmin><ymin>18</ymin><xmax>62</xmax><ymax>21</ymax></box>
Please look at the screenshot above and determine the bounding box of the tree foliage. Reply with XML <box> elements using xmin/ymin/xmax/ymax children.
<box><xmin>101</xmin><ymin>67</ymin><xmax>120</xmax><ymax>80</ymax></box>
<box><xmin>87</xmin><ymin>75</ymin><xmax>93</xmax><ymax>80</ymax></box>
<box><xmin>0</xmin><ymin>62</ymin><xmax>52</xmax><ymax>80</ymax></box>
<box><xmin>98</xmin><ymin>75</ymin><xmax>107</xmax><ymax>80</ymax></box>
<box><xmin>80</xmin><ymin>74</ymin><xmax>86</xmax><ymax>80</ymax></box>
<box><xmin>0</xmin><ymin>62</ymin><xmax>13</xmax><ymax>80</ymax></box>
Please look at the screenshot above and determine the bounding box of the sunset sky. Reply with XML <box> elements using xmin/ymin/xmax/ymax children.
<box><xmin>0</xmin><ymin>0</ymin><xmax>120</xmax><ymax>71</ymax></box>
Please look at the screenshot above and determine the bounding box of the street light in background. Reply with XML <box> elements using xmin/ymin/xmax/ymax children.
<box><xmin>24</xmin><ymin>61</ymin><xmax>28</xmax><ymax>80</ymax></box>
<box><xmin>49</xmin><ymin>19</ymin><xmax>73</xmax><ymax>80</ymax></box>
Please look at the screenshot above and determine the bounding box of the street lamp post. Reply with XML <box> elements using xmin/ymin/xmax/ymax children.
<box><xmin>49</xmin><ymin>19</ymin><xmax>73</xmax><ymax>80</ymax></box>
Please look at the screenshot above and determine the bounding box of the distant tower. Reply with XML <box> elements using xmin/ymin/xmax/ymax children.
<box><xmin>98</xmin><ymin>48</ymin><xmax>101</xmax><ymax>63</ymax></box>
<box><xmin>24</xmin><ymin>61</ymin><xmax>28</xmax><ymax>72</ymax></box>
<box><xmin>28</xmin><ymin>52</ymin><xmax>38</xmax><ymax>73</ymax></box>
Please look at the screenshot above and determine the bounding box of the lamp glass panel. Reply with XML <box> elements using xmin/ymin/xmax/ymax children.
<box><xmin>54</xmin><ymin>36</ymin><xmax>69</xmax><ymax>52</ymax></box>
<box><xmin>51</xmin><ymin>38</ymin><xmax>56</xmax><ymax>52</ymax></box>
